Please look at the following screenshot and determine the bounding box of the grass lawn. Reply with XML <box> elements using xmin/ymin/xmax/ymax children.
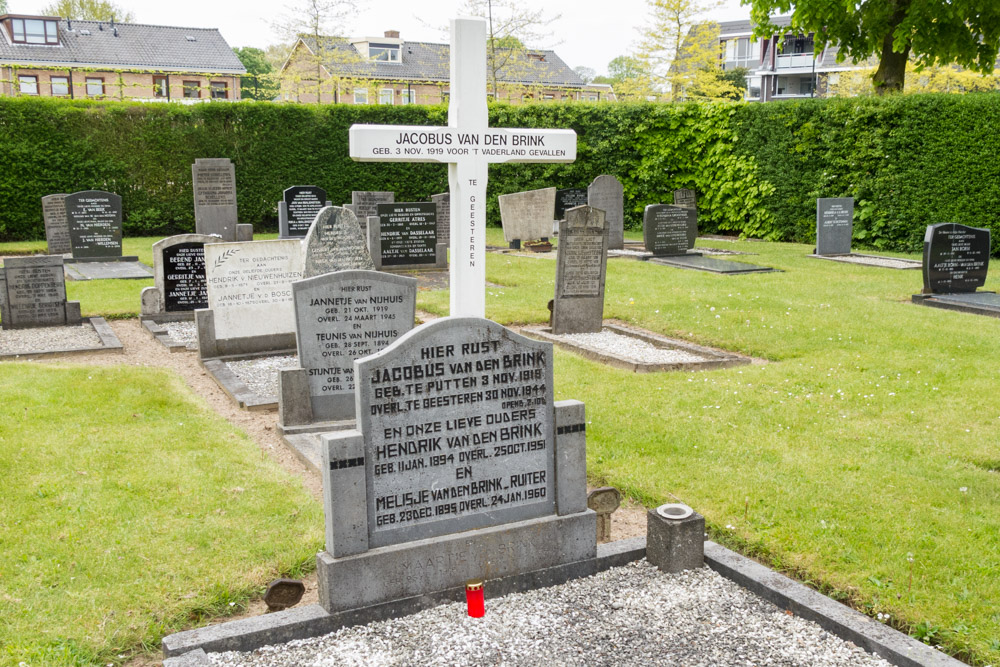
<box><xmin>0</xmin><ymin>363</ymin><xmax>323</xmax><ymax>666</ymax></box>
<box><xmin>2</xmin><ymin>230</ymin><xmax>999</xmax><ymax>664</ymax></box>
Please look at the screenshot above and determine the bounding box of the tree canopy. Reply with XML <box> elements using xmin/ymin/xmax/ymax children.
<box><xmin>233</xmin><ymin>47</ymin><xmax>281</xmax><ymax>101</ymax></box>
<box><xmin>40</xmin><ymin>0</ymin><xmax>135</xmax><ymax>22</ymax></box>
<box><xmin>747</xmin><ymin>0</ymin><xmax>1000</xmax><ymax>94</ymax></box>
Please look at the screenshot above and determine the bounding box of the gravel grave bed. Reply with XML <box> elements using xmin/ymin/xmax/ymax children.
<box><xmin>823</xmin><ymin>255</ymin><xmax>920</xmax><ymax>269</ymax></box>
<box><xmin>561</xmin><ymin>330</ymin><xmax>708</xmax><ymax>365</ymax></box>
<box><xmin>225</xmin><ymin>355</ymin><xmax>298</xmax><ymax>397</ymax></box>
<box><xmin>0</xmin><ymin>323</ymin><xmax>102</xmax><ymax>355</ymax></box>
<box><xmin>165</xmin><ymin>321</ymin><xmax>198</xmax><ymax>348</ymax></box>
<box><xmin>208</xmin><ymin>560</ymin><xmax>893</xmax><ymax>667</ymax></box>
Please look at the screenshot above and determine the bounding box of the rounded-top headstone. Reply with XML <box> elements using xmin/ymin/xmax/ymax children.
<box><xmin>922</xmin><ymin>223</ymin><xmax>991</xmax><ymax>294</ymax></box>
<box><xmin>302</xmin><ymin>207</ymin><xmax>375</xmax><ymax>279</ymax></box>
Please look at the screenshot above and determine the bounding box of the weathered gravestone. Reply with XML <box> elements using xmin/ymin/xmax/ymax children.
<box><xmin>279</xmin><ymin>270</ymin><xmax>417</xmax><ymax>437</ymax></box>
<box><xmin>498</xmin><ymin>187</ymin><xmax>556</xmax><ymax>248</ymax></box>
<box><xmin>588</xmin><ymin>175</ymin><xmax>624</xmax><ymax>250</ymax></box>
<box><xmin>303</xmin><ymin>207</ymin><xmax>375</xmax><ymax>279</ymax></box>
<box><xmin>921</xmin><ymin>223</ymin><xmax>990</xmax><ymax>294</ymax></box>
<box><xmin>196</xmin><ymin>239</ymin><xmax>304</xmax><ymax>359</ymax></box>
<box><xmin>64</xmin><ymin>190</ymin><xmax>132</xmax><ymax>262</ymax></box>
<box><xmin>140</xmin><ymin>234</ymin><xmax>220</xmax><ymax>318</ymax></box>
<box><xmin>815</xmin><ymin>197</ymin><xmax>854</xmax><ymax>256</ymax></box>
<box><xmin>279</xmin><ymin>186</ymin><xmax>331</xmax><ymax>239</ymax></box>
<box><xmin>192</xmin><ymin>158</ymin><xmax>253</xmax><ymax>242</ymax></box>
<box><xmin>317</xmin><ymin>317</ymin><xmax>594</xmax><ymax>613</ymax></box>
<box><xmin>672</xmin><ymin>188</ymin><xmax>697</xmax><ymax>209</ymax></box>
<box><xmin>555</xmin><ymin>188</ymin><xmax>588</xmax><ymax>220</ymax></box>
<box><xmin>551</xmin><ymin>206</ymin><xmax>608</xmax><ymax>335</ymax></box>
<box><xmin>430</xmin><ymin>192</ymin><xmax>451</xmax><ymax>252</ymax></box>
<box><xmin>369</xmin><ymin>203</ymin><xmax>446</xmax><ymax>270</ymax></box>
<box><xmin>351</xmin><ymin>191</ymin><xmax>394</xmax><ymax>220</ymax></box>
<box><xmin>0</xmin><ymin>256</ymin><xmax>81</xmax><ymax>329</ymax></box>
<box><xmin>643</xmin><ymin>204</ymin><xmax>699</xmax><ymax>257</ymax></box>
<box><xmin>41</xmin><ymin>194</ymin><xmax>71</xmax><ymax>255</ymax></box>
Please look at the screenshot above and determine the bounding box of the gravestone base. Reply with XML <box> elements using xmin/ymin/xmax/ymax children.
<box><xmin>280</xmin><ymin>428</ymin><xmax>352</xmax><ymax>473</ymax></box>
<box><xmin>195</xmin><ymin>309</ymin><xmax>297</xmax><ymax>361</ymax></box>
<box><xmin>912</xmin><ymin>291</ymin><xmax>1000</xmax><ymax>318</ymax></box>
<box><xmin>64</xmin><ymin>260</ymin><xmax>151</xmax><ymax>281</ymax></box>
<box><xmin>237</xmin><ymin>224</ymin><xmax>254</xmax><ymax>242</ymax></box>
<box><xmin>318</xmin><ymin>510</ymin><xmax>597</xmax><ymax>614</ymax></box>
<box><xmin>646</xmin><ymin>255</ymin><xmax>777</xmax><ymax>274</ymax></box>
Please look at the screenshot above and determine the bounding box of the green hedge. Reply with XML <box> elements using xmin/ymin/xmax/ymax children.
<box><xmin>2</xmin><ymin>94</ymin><xmax>999</xmax><ymax>253</ymax></box>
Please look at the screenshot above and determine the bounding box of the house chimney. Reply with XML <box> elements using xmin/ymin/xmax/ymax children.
<box><xmin>385</xmin><ymin>30</ymin><xmax>399</xmax><ymax>38</ymax></box>
<box><xmin>113</xmin><ymin>27</ymin><xmax>118</xmax><ymax>36</ymax></box>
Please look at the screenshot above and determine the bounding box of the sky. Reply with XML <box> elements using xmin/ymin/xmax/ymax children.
<box><xmin>12</xmin><ymin>0</ymin><xmax>752</xmax><ymax>75</ymax></box>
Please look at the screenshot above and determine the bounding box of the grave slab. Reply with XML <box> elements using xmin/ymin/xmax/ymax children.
<box><xmin>192</xmin><ymin>158</ymin><xmax>240</xmax><ymax>240</ymax></box>
<box><xmin>0</xmin><ymin>317</ymin><xmax>122</xmax><ymax>359</ymax></box>
<box><xmin>646</xmin><ymin>255</ymin><xmax>778</xmax><ymax>274</ymax></box>
<box><xmin>912</xmin><ymin>291</ymin><xmax>1000</xmax><ymax>318</ymax></box>
<box><xmin>587</xmin><ymin>175</ymin><xmax>624</xmax><ymax>250</ymax></box>
<box><xmin>808</xmin><ymin>253</ymin><xmax>921</xmax><ymax>269</ymax></box>
<box><xmin>278</xmin><ymin>186</ymin><xmax>330</xmax><ymax>239</ymax></box>
<box><xmin>42</xmin><ymin>193</ymin><xmax>71</xmax><ymax>255</ymax></box>
<box><xmin>551</xmin><ymin>205</ymin><xmax>608</xmax><ymax>335</ymax></box>
<box><xmin>370</xmin><ymin>203</ymin><xmax>446</xmax><ymax>270</ymax></box>
<box><xmin>1</xmin><ymin>255</ymin><xmax>80</xmax><ymax>329</ymax></box>
<box><xmin>498</xmin><ymin>187</ymin><xmax>556</xmax><ymax>244</ymax></box>
<box><xmin>64</xmin><ymin>261</ymin><xmax>153</xmax><ymax>281</ymax></box>
<box><xmin>64</xmin><ymin>190</ymin><xmax>127</xmax><ymax>262</ymax></box>
<box><xmin>643</xmin><ymin>204</ymin><xmax>699</xmax><ymax>257</ymax></box>
<box><xmin>815</xmin><ymin>197</ymin><xmax>854</xmax><ymax>256</ymax></box>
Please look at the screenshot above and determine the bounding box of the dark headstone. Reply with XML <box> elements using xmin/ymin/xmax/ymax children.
<box><xmin>375</xmin><ymin>202</ymin><xmax>438</xmax><ymax>267</ymax></box>
<box><xmin>588</xmin><ymin>175</ymin><xmax>624</xmax><ymax>250</ymax></box>
<box><xmin>42</xmin><ymin>194</ymin><xmax>71</xmax><ymax>255</ymax></box>
<box><xmin>922</xmin><ymin>223</ymin><xmax>990</xmax><ymax>294</ymax></box>
<box><xmin>555</xmin><ymin>188</ymin><xmax>588</xmax><ymax>219</ymax></box>
<box><xmin>64</xmin><ymin>190</ymin><xmax>123</xmax><ymax>260</ymax></box>
<box><xmin>643</xmin><ymin>204</ymin><xmax>698</xmax><ymax>256</ymax></box>
<box><xmin>351</xmin><ymin>191</ymin><xmax>394</xmax><ymax>220</ymax></box>
<box><xmin>0</xmin><ymin>255</ymin><xmax>80</xmax><ymax>329</ymax></box>
<box><xmin>672</xmin><ymin>189</ymin><xmax>697</xmax><ymax>209</ymax></box>
<box><xmin>141</xmin><ymin>234</ymin><xmax>219</xmax><ymax>317</ymax></box>
<box><xmin>302</xmin><ymin>207</ymin><xmax>375</xmax><ymax>279</ymax></box>
<box><xmin>815</xmin><ymin>197</ymin><xmax>854</xmax><ymax>256</ymax></box>
<box><xmin>280</xmin><ymin>186</ymin><xmax>329</xmax><ymax>238</ymax></box>
<box><xmin>192</xmin><ymin>158</ymin><xmax>238</xmax><ymax>240</ymax></box>
<box><xmin>430</xmin><ymin>192</ymin><xmax>451</xmax><ymax>248</ymax></box>
<box><xmin>552</xmin><ymin>206</ymin><xmax>609</xmax><ymax>335</ymax></box>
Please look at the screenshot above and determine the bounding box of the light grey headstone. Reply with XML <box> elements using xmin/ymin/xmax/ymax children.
<box><xmin>643</xmin><ymin>204</ymin><xmax>698</xmax><ymax>256</ymax></box>
<box><xmin>302</xmin><ymin>207</ymin><xmax>374</xmax><ymax>279</ymax></box>
<box><xmin>552</xmin><ymin>206</ymin><xmax>608</xmax><ymax>335</ymax></box>
<box><xmin>41</xmin><ymin>194</ymin><xmax>70</xmax><ymax>255</ymax></box>
<box><xmin>203</xmin><ymin>239</ymin><xmax>304</xmax><ymax>340</ymax></box>
<box><xmin>588</xmin><ymin>175</ymin><xmax>624</xmax><ymax>250</ymax></box>
<box><xmin>141</xmin><ymin>234</ymin><xmax>220</xmax><ymax>316</ymax></box>
<box><xmin>430</xmin><ymin>192</ymin><xmax>451</xmax><ymax>248</ymax></box>
<box><xmin>64</xmin><ymin>190</ymin><xmax>123</xmax><ymax>260</ymax></box>
<box><xmin>351</xmin><ymin>191</ymin><xmax>394</xmax><ymax>220</ymax></box>
<box><xmin>815</xmin><ymin>197</ymin><xmax>854</xmax><ymax>256</ymax></box>
<box><xmin>192</xmin><ymin>158</ymin><xmax>239</xmax><ymax>241</ymax></box>
<box><xmin>672</xmin><ymin>188</ymin><xmax>697</xmax><ymax>209</ymax></box>
<box><xmin>0</xmin><ymin>255</ymin><xmax>79</xmax><ymax>329</ymax></box>
<box><xmin>498</xmin><ymin>187</ymin><xmax>556</xmax><ymax>243</ymax></box>
<box><xmin>291</xmin><ymin>270</ymin><xmax>416</xmax><ymax>422</ymax></box>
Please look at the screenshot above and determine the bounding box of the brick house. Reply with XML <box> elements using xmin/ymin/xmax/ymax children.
<box><xmin>279</xmin><ymin>29</ymin><xmax>614</xmax><ymax>105</ymax></box>
<box><xmin>0</xmin><ymin>14</ymin><xmax>245</xmax><ymax>101</ymax></box>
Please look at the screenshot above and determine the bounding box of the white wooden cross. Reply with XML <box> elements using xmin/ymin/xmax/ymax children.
<box><xmin>349</xmin><ymin>18</ymin><xmax>577</xmax><ymax>317</ymax></box>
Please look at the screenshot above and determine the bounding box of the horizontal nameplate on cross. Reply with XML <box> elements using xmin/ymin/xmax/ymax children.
<box><xmin>350</xmin><ymin>125</ymin><xmax>577</xmax><ymax>164</ymax></box>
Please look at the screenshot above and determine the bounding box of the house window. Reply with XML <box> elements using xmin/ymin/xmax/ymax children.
<box><xmin>442</xmin><ymin>90</ymin><xmax>450</xmax><ymax>102</ymax></box>
<box><xmin>18</xmin><ymin>75</ymin><xmax>38</xmax><ymax>95</ymax></box>
<box><xmin>211</xmin><ymin>81</ymin><xmax>228</xmax><ymax>99</ymax></box>
<box><xmin>10</xmin><ymin>18</ymin><xmax>59</xmax><ymax>45</ymax></box>
<box><xmin>354</xmin><ymin>88</ymin><xmax>368</xmax><ymax>104</ymax></box>
<box><xmin>542</xmin><ymin>94</ymin><xmax>554</xmax><ymax>100</ymax></box>
<box><xmin>183</xmin><ymin>80</ymin><xmax>200</xmax><ymax>98</ymax></box>
<box><xmin>378</xmin><ymin>88</ymin><xmax>394</xmax><ymax>105</ymax></box>
<box><xmin>586</xmin><ymin>94</ymin><xmax>598</xmax><ymax>101</ymax></box>
<box><xmin>400</xmin><ymin>89</ymin><xmax>412</xmax><ymax>105</ymax></box>
<box><xmin>85</xmin><ymin>77</ymin><xmax>104</xmax><ymax>97</ymax></box>
<box><xmin>369</xmin><ymin>43</ymin><xmax>400</xmax><ymax>62</ymax></box>
<box><xmin>50</xmin><ymin>76</ymin><xmax>69</xmax><ymax>96</ymax></box>
<box><xmin>153</xmin><ymin>76</ymin><xmax>168</xmax><ymax>98</ymax></box>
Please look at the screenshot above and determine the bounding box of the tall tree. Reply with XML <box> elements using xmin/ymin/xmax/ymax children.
<box><xmin>41</xmin><ymin>0</ymin><xmax>135</xmax><ymax>22</ymax></box>
<box><xmin>747</xmin><ymin>0</ymin><xmax>1000</xmax><ymax>95</ymax></box>
<box><xmin>233</xmin><ymin>47</ymin><xmax>281</xmax><ymax>101</ymax></box>
<box><xmin>273</xmin><ymin>0</ymin><xmax>358</xmax><ymax>103</ymax></box>
<box><xmin>594</xmin><ymin>55</ymin><xmax>658</xmax><ymax>101</ymax></box>
<box><xmin>573</xmin><ymin>66</ymin><xmax>596</xmax><ymax>84</ymax></box>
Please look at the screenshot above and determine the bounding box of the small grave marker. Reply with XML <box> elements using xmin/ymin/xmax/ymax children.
<box><xmin>555</xmin><ymin>188</ymin><xmax>588</xmax><ymax>220</ymax></box>
<box><xmin>551</xmin><ymin>206</ymin><xmax>608</xmax><ymax>334</ymax></box>
<box><xmin>587</xmin><ymin>486</ymin><xmax>621</xmax><ymax>543</ymax></box>
<box><xmin>588</xmin><ymin>175</ymin><xmax>624</xmax><ymax>250</ymax></box>
<box><xmin>815</xmin><ymin>198</ymin><xmax>854</xmax><ymax>256</ymax></box>
<box><xmin>0</xmin><ymin>256</ymin><xmax>81</xmax><ymax>329</ymax></box>
<box><xmin>279</xmin><ymin>186</ymin><xmax>331</xmax><ymax>239</ymax></box>
<box><xmin>41</xmin><ymin>194</ymin><xmax>71</xmax><ymax>255</ymax></box>
<box><xmin>370</xmin><ymin>202</ymin><xmax>446</xmax><ymax>270</ymax></box>
<box><xmin>672</xmin><ymin>188</ymin><xmax>697</xmax><ymax>209</ymax></box>
<box><xmin>351</xmin><ymin>191</ymin><xmax>394</xmax><ymax>220</ymax></box>
<box><xmin>643</xmin><ymin>204</ymin><xmax>698</xmax><ymax>257</ymax></box>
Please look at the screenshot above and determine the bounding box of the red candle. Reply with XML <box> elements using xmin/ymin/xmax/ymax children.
<box><xmin>465</xmin><ymin>579</ymin><xmax>485</xmax><ymax>617</ymax></box>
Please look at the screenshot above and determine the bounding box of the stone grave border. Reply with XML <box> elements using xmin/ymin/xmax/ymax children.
<box><xmin>160</xmin><ymin>536</ymin><xmax>960</xmax><ymax>667</ymax></box>
<box><xmin>63</xmin><ymin>261</ymin><xmax>152</xmax><ymax>281</ymax></box>
<box><xmin>0</xmin><ymin>317</ymin><xmax>122</xmax><ymax>359</ymax></box>
<box><xmin>521</xmin><ymin>321</ymin><xmax>752</xmax><ymax>373</ymax></box>
<box><xmin>200</xmin><ymin>356</ymin><xmax>287</xmax><ymax>412</ymax></box>
<box><xmin>140</xmin><ymin>315</ymin><xmax>194</xmax><ymax>353</ymax></box>
<box><xmin>808</xmin><ymin>253</ymin><xmax>921</xmax><ymax>270</ymax></box>
<box><xmin>911</xmin><ymin>291</ymin><xmax>1000</xmax><ymax>318</ymax></box>
<box><xmin>645</xmin><ymin>255</ymin><xmax>779</xmax><ymax>274</ymax></box>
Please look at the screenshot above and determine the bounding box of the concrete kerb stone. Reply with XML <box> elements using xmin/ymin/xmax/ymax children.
<box><xmin>140</xmin><ymin>312</ymin><xmax>196</xmax><ymax>353</ymax></box>
<box><xmin>0</xmin><ymin>317</ymin><xmax>123</xmax><ymax>360</ymax></box>
<box><xmin>200</xmin><ymin>358</ymin><xmax>279</xmax><ymax>412</ymax></box>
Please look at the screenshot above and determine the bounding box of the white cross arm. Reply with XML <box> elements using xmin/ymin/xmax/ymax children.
<box><xmin>349</xmin><ymin>124</ymin><xmax>577</xmax><ymax>164</ymax></box>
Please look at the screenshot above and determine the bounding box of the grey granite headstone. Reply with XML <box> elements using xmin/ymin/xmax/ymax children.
<box><xmin>588</xmin><ymin>175</ymin><xmax>624</xmax><ymax>250</ymax></box>
<box><xmin>279</xmin><ymin>186</ymin><xmax>330</xmax><ymax>239</ymax></box>
<box><xmin>140</xmin><ymin>234</ymin><xmax>220</xmax><ymax>316</ymax></box>
<box><xmin>192</xmin><ymin>158</ymin><xmax>239</xmax><ymax>241</ymax></box>
<box><xmin>430</xmin><ymin>192</ymin><xmax>451</xmax><ymax>248</ymax></box>
<box><xmin>922</xmin><ymin>223</ymin><xmax>991</xmax><ymax>294</ymax></box>
<box><xmin>41</xmin><ymin>194</ymin><xmax>71</xmax><ymax>255</ymax></box>
<box><xmin>552</xmin><ymin>206</ymin><xmax>608</xmax><ymax>335</ymax></box>
<box><xmin>351</xmin><ymin>191</ymin><xmax>394</xmax><ymax>220</ymax></box>
<box><xmin>673</xmin><ymin>188</ymin><xmax>697</xmax><ymax>209</ymax></box>
<box><xmin>317</xmin><ymin>317</ymin><xmax>593</xmax><ymax>614</ymax></box>
<box><xmin>302</xmin><ymin>207</ymin><xmax>374</xmax><ymax>279</ymax></box>
<box><xmin>498</xmin><ymin>187</ymin><xmax>556</xmax><ymax>243</ymax></box>
<box><xmin>282</xmin><ymin>270</ymin><xmax>416</xmax><ymax>425</ymax></box>
<box><xmin>0</xmin><ymin>255</ymin><xmax>80</xmax><ymax>329</ymax></box>
<box><xmin>643</xmin><ymin>204</ymin><xmax>698</xmax><ymax>256</ymax></box>
<box><xmin>369</xmin><ymin>203</ymin><xmax>446</xmax><ymax>271</ymax></box>
<box><xmin>64</xmin><ymin>190</ymin><xmax>124</xmax><ymax>260</ymax></box>
<box><xmin>555</xmin><ymin>188</ymin><xmax>588</xmax><ymax>220</ymax></box>
<box><xmin>815</xmin><ymin>197</ymin><xmax>854</xmax><ymax>256</ymax></box>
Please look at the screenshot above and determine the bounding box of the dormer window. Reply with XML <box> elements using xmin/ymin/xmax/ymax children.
<box><xmin>369</xmin><ymin>43</ymin><xmax>400</xmax><ymax>62</ymax></box>
<box><xmin>7</xmin><ymin>16</ymin><xmax>60</xmax><ymax>45</ymax></box>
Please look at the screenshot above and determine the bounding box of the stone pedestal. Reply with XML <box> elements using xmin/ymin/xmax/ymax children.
<box><xmin>646</xmin><ymin>504</ymin><xmax>704</xmax><ymax>573</ymax></box>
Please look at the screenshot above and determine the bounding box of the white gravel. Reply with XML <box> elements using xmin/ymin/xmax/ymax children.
<box><xmin>561</xmin><ymin>330</ymin><xmax>708</xmax><ymax>365</ymax></box>
<box><xmin>208</xmin><ymin>561</ymin><xmax>893</xmax><ymax>667</ymax></box>
<box><xmin>226</xmin><ymin>355</ymin><xmax>298</xmax><ymax>397</ymax></box>
<box><xmin>165</xmin><ymin>321</ymin><xmax>198</xmax><ymax>349</ymax></box>
<box><xmin>820</xmin><ymin>255</ymin><xmax>920</xmax><ymax>269</ymax></box>
<box><xmin>0</xmin><ymin>322</ymin><xmax>102</xmax><ymax>355</ymax></box>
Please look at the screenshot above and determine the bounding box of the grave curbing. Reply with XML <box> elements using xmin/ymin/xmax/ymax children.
<box><xmin>0</xmin><ymin>317</ymin><xmax>123</xmax><ymax>359</ymax></box>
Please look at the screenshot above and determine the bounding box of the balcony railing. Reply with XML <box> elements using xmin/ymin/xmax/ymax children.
<box><xmin>776</xmin><ymin>53</ymin><xmax>815</xmax><ymax>68</ymax></box>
